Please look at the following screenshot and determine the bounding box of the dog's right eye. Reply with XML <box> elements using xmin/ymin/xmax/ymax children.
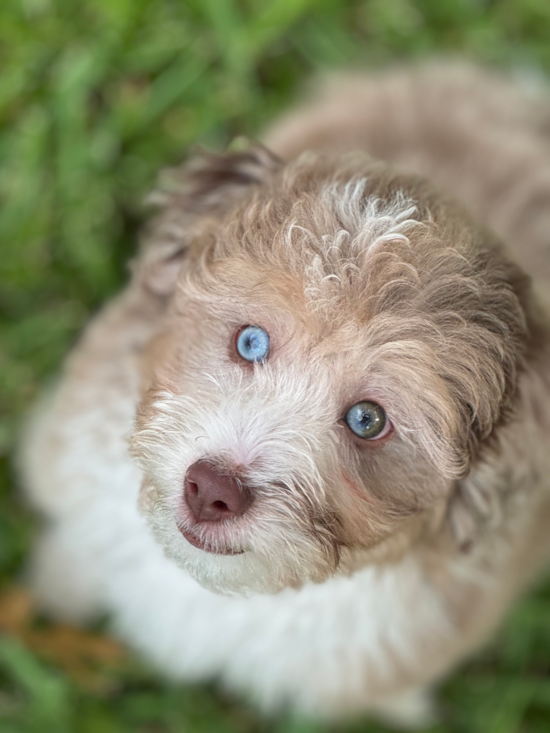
<box><xmin>236</xmin><ymin>325</ymin><xmax>270</xmax><ymax>363</ymax></box>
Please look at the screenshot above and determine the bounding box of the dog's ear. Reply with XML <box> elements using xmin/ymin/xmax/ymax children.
<box><xmin>135</xmin><ymin>141</ymin><xmax>281</xmax><ymax>297</ymax></box>
<box><xmin>444</xmin><ymin>250</ymin><xmax>547</xmax><ymax>551</ymax></box>
<box><xmin>165</xmin><ymin>141</ymin><xmax>281</xmax><ymax>212</ymax></box>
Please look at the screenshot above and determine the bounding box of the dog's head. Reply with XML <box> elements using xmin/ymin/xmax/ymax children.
<box><xmin>130</xmin><ymin>145</ymin><xmax>535</xmax><ymax>594</ymax></box>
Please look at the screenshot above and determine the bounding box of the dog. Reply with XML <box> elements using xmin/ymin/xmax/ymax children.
<box><xmin>19</xmin><ymin>62</ymin><xmax>550</xmax><ymax>728</ymax></box>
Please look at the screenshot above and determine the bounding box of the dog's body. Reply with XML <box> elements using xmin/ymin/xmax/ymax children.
<box><xmin>20</xmin><ymin>63</ymin><xmax>550</xmax><ymax>727</ymax></box>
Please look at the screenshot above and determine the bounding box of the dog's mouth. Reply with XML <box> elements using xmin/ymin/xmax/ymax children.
<box><xmin>177</xmin><ymin>524</ymin><xmax>245</xmax><ymax>556</ymax></box>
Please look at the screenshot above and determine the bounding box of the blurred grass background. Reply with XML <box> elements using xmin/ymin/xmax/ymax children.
<box><xmin>2</xmin><ymin>0</ymin><xmax>550</xmax><ymax>731</ymax></box>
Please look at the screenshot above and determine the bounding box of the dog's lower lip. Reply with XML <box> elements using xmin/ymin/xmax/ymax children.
<box><xmin>178</xmin><ymin>525</ymin><xmax>244</xmax><ymax>555</ymax></box>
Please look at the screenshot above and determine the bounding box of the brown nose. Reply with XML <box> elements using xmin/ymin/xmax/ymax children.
<box><xmin>184</xmin><ymin>460</ymin><xmax>252</xmax><ymax>523</ymax></box>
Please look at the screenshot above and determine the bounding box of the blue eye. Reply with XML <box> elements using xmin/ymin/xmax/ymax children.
<box><xmin>344</xmin><ymin>401</ymin><xmax>388</xmax><ymax>440</ymax></box>
<box><xmin>236</xmin><ymin>325</ymin><xmax>270</xmax><ymax>363</ymax></box>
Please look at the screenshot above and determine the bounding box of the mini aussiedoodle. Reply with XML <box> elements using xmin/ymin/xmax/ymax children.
<box><xmin>20</xmin><ymin>63</ymin><xmax>550</xmax><ymax>727</ymax></box>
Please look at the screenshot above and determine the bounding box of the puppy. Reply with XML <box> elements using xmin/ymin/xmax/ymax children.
<box><xmin>20</xmin><ymin>63</ymin><xmax>550</xmax><ymax>728</ymax></box>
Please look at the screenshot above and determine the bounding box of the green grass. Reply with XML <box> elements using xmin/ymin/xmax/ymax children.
<box><xmin>1</xmin><ymin>0</ymin><xmax>550</xmax><ymax>731</ymax></box>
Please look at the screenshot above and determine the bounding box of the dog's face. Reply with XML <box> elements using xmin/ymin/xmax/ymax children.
<box><xmin>131</xmin><ymin>147</ymin><xmax>531</xmax><ymax>594</ymax></box>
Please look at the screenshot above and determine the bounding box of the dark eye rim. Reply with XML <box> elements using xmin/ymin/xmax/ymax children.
<box><xmin>233</xmin><ymin>324</ymin><xmax>270</xmax><ymax>364</ymax></box>
<box><xmin>343</xmin><ymin>400</ymin><xmax>392</xmax><ymax>442</ymax></box>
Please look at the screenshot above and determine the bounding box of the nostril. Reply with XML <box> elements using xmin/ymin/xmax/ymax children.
<box><xmin>212</xmin><ymin>500</ymin><xmax>229</xmax><ymax>512</ymax></box>
<box><xmin>187</xmin><ymin>481</ymin><xmax>199</xmax><ymax>496</ymax></box>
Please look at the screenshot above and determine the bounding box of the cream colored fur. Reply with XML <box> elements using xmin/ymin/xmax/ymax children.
<box><xmin>19</xmin><ymin>62</ymin><xmax>550</xmax><ymax>728</ymax></box>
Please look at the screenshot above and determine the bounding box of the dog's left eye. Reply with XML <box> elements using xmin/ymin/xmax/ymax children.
<box><xmin>236</xmin><ymin>325</ymin><xmax>270</xmax><ymax>362</ymax></box>
<box><xmin>344</xmin><ymin>401</ymin><xmax>389</xmax><ymax>440</ymax></box>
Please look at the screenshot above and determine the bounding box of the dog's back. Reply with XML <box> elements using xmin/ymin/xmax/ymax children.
<box><xmin>264</xmin><ymin>62</ymin><xmax>550</xmax><ymax>287</ymax></box>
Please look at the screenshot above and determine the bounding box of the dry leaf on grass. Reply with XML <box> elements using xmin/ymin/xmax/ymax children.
<box><xmin>0</xmin><ymin>585</ymin><xmax>126</xmax><ymax>690</ymax></box>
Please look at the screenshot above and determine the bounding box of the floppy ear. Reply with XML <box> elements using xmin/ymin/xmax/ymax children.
<box><xmin>444</xmin><ymin>252</ymin><xmax>547</xmax><ymax>551</ymax></box>
<box><xmin>135</xmin><ymin>141</ymin><xmax>281</xmax><ymax>297</ymax></box>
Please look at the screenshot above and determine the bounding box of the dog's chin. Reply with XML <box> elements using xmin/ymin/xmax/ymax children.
<box><xmin>147</xmin><ymin>506</ymin><xmax>335</xmax><ymax>595</ymax></box>
<box><xmin>173</xmin><ymin>546</ymin><xmax>295</xmax><ymax>595</ymax></box>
